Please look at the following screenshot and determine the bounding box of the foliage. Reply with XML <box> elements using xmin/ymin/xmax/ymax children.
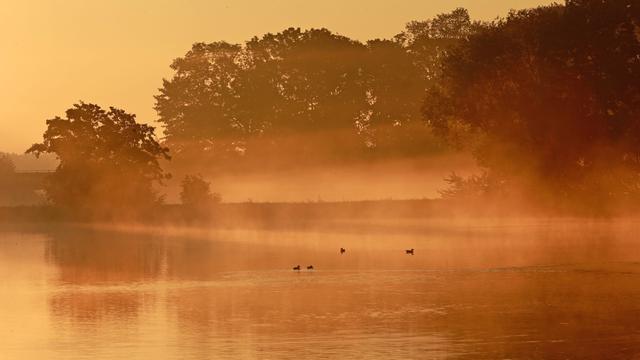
<box><xmin>155</xmin><ymin>11</ymin><xmax>471</xmax><ymax>173</ymax></box>
<box><xmin>26</xmin><ymin>103</ymin><xmax>170</xmax><ymax>217</ymax></box>
<box><xmin>396</xmin><ymin>8</ymin><xmax>475</xmax><ymax>81</ymax></box>
<box><xmin>439</xmin><ymin>172</ymin><xmax>491</xmax><ymax>200</ymax></box>
<box><xmin>180</xmin><ymin>174</ymin><xmax>221</xmax><ymax>207</ymax></box>
<box><xmin>424</xmin><ymin>0</ymin><xmax>640</xmax><ymax>204</ymax></box>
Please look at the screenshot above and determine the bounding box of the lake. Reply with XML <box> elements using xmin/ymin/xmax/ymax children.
<box><xmin>1</xmin><ymin>219</ymin><xmax>640</xmax><ymax>359</ymax></box>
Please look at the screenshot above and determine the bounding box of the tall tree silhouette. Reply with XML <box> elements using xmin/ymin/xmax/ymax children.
<box><xmin>155</xmin><ymin>42</ymin><xmax>244</xmax><ymax>161</ymax></box>
<box><xmin>155</xmin><ymin>12</ymin><xmax>469</xmax><ymax>174</ymax></box>
<box><xmin>424</xmin><ymin>0</ymin><xmax>640</xmax><ymax>206</ymax></box>
<box><xmin>27</xmin><ymin>103</ymin><xmax>170</xmax><ymax>218</ymax></box>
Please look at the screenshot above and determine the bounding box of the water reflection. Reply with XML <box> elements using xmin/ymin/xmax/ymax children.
<box><xmin>1</xmin><ymin>220</ymin><xmax>640</xmax><ymax>358</ymax></box>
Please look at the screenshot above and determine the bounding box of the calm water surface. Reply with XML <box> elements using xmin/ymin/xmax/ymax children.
<box><xmin>1</xmin><ymin>219</ymin><xmax>640</xmax><ymax>359</ymax></box>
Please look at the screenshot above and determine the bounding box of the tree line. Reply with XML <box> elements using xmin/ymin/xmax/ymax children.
<box><xmin>25</xmin><ymin>1</ymin><xmax>640</xmax><ymax>217</ymax></box>
<box><xmin>428</xmin><ymin>0</ymin><xmax>640</xmax><ymax>210</ymax></box>
<box><xmin>155</xmin><ymin>9</ymin><xmax>472</xmax><ymax>173</ymax></box>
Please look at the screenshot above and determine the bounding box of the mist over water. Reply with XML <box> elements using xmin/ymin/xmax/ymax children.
<box><xmin>2</xmin><ymin>219</ymin><xmax>640</xmax><ymax>359</ymax></box>
<box><xmin>161</xmin><ymin>154</ymin><xmax>476</xmax><ymax>203</ymax></box>
<box><xmin>1</xmin><ymin>2</ymin><xmax>639</xmax><ymax>359</ymax></box>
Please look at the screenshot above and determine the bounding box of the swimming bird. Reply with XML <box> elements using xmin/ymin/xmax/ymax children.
<box><xmin>340</xmin><ymin>247</ymin><xmax>346</xmax><ymax>254</ymax></box>
<box><xmin>293</xmin><ymin>265</ymin><xmax>301</xmax><ymax>271</ymax></box>
<box><xmin>307</xmin><ymin>265</ymin><xmax>314</xmax><ymax>270</ymax></box>
<box><xmin>405</xmin><ymin>248</ymin><xmax>414</xmax><ymax>255</ymax></box>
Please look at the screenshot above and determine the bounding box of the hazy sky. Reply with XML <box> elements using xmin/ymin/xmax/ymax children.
<box><xmin>0</xmin><ymin>0</ymin><xmax>556</xmax><ymax>153</ymax></box>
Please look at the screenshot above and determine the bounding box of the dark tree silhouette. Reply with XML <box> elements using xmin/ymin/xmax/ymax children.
<box><xmin>396</xmin><ymin>8</ymin><xmax>474</xmax><ymax>82</ymax></box>
<box><xmin>155</xmin><ymin>42</ymin><xmax>245</xmax><ymax>162</ymax></box>
<box><xmin>155</xmin><ymin>29</ymin><xmax>370</xmax><ymax>171</ymax></box>
<box><xmin>180</xmin><ymin>174</ymin><xmax>220</xmax><ymax>221</ymax></box>
<box><xmin>154</xmin><ymin>14</ymin><xmax>470</xmax><ymax>174</ymax></box>
<box><xmin>26</xmin><ymin>103</ymin><xmax>170</xmax><ymax>218</ymax></box>
<box><xmin>424</xmin><ymin>0</ymin><xmax>640</xmax><ymax>207</ymax></box>
<box><xmin>180</xmin><ymin>174</ymin><xmax>221</xmax><ymax>207</ymax></box>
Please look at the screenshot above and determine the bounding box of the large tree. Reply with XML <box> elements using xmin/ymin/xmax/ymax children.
<box><xmin>27</xmin><ymin>103</ymin><xmax>170</xmax><ymax>218</ymax></box>
<box><xmin>155</xmin><ymin>14</ymin><xmax>471</xmax><ymax>174</ymax></box>
<box><xmin>424</xmin><ymin>0</ymin><xmax>640</xmax><ymax>206</ymax></box>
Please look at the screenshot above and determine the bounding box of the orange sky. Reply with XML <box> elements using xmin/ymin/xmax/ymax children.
<box><xmin>0</xmin><ymin>0</ymin><xmax>556</xmax><ymax>153</ymax></box>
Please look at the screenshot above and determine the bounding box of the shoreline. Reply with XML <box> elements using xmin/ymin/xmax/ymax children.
<box><xmin>1</xmin><ymin>199</ymin><xmax>639</xmax><ymax>229</ymax></box>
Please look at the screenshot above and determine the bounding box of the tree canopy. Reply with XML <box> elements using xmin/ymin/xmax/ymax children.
<box><xmin>155</xmin><ymin>10</ymin><xmax>472</xmax><ymax>173</ymax></box>
<box><xmin>27</xmin><ymin>103</ymin><xmax>170</xmax><ymax>217</ymax></box>
<box><xmin>424</xmin><ymin>0</ymin><xmax>640</xmax><ymax>207</ymax></box>
<box><xmin>180</xmin><ymin>174</ymin><xmax>221</xmax><ymax>208</ymax></box>
<box><xmin>20</xmin><ymin>3</ymin><xmax>640</xmax><ymax>213</ymax></box>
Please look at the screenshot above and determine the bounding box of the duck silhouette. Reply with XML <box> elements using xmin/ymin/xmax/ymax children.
<box><xmin>405</xmin><ymin>248</ymin><xmax>414</xmax><ymax>255</ymax></box>
<box><xmin>340</xmin><ymin>247</ymin><xmax>346</xmax><ymax>254</ymax></box>
<box><xmin>293</xmin><ymin>265</ymin><xmax>301</xmax><ymax>271</ymax></box>
<box><xmin>307</xmin><ymin>265</ymin><xmax>314</xmax><ymax>270</ymax></box>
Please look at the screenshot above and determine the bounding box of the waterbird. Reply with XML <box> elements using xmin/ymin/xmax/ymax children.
<box><xmin>307</xmin><ymin>265</ymin><xmax>314</xmax><ymax>270</ymax></box>
<box><xmin>340</xmin><ymin>247</ymin><xmax>346</xmax><ymax>254</ymax></box>
<box><xmin>293</xmin><ymin>265</ymin><xmax>301</xmax><ymax>271</ymax></box>
<box><xmin>405</xmin><ymin>248</ymin><xmax>414</xmax><ymax>255</ymax></box>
